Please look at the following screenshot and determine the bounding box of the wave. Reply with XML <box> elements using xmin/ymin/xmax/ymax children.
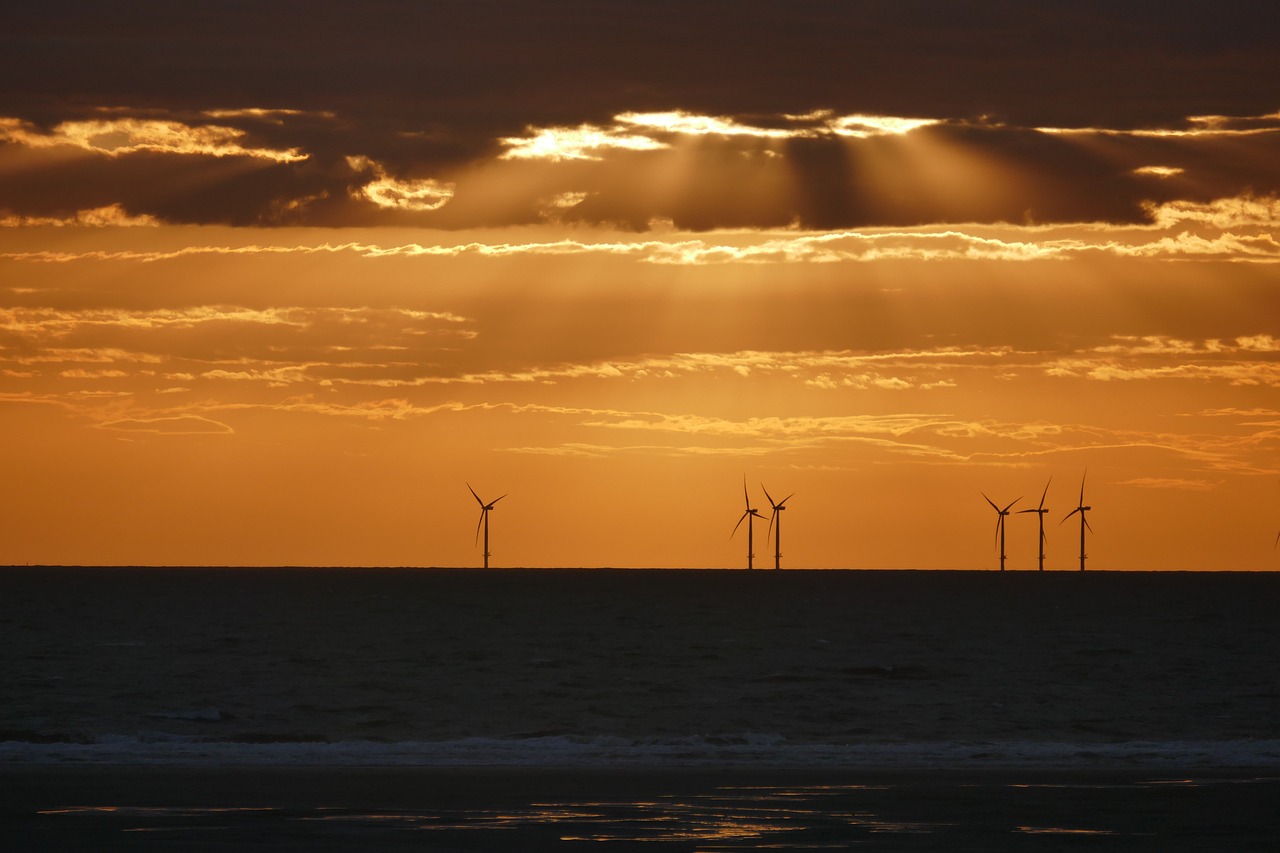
<box><xmin>3</xmin><ymin>732</ymin><xmax>1278</xmax><ymax>770</ymax></box>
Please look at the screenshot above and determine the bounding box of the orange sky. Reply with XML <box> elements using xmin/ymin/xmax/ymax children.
<box><xmin>2</xmin><ymin>4</ymin><xmax>1279</xmax><ymax>569</ymax></box>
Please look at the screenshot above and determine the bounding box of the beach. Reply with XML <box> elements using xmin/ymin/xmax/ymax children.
<box><xmin>3</xmin><ymin>567</ymin><xmax>1278</xmax><ymax>848</ymax></box>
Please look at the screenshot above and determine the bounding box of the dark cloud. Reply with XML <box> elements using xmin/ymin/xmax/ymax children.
<box><xmin>4</xmin><ymin>108</ymin><xmax>1280</xmax><ymax>229</ymax></box>
<box><xmin>4</xmin><ymin>2</ymin><xmax>1280</xmax><ymax>229</ymax></box>
<box><xmin>7</xmin><ymin>1</ymin><xmax>1280</xmax><ymax>128</ymax></box>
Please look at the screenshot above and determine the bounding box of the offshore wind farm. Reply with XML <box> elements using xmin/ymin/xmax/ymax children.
<box><xmin>461</xmin><ymin>473</ymin><xmax>1112</xmax><ymax>572</ymax></box>
<box><xmin>456</xmin><ymin>472</ymin><xmax>1273</xmax><ymax>572</ymax></box>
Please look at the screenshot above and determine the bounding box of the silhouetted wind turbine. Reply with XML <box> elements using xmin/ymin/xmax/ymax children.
<box><xmin>467</xmin><ymin>483</ymin><xmax>506</xmax><ymax>569</ymax></box>
<box><xmin>763</xmin><ymin>485</ymin><xmax>794</xmax><ymax>570</ymax></box>
<box><xmin>731</xmin><ymin>478</ymin><xmax>763</xmax><ymax>570</ymax></box>
<box><xmin>983</xmin><ymin>493</ymin><xmax>1021</xmax><ymax>571</ymax></box>
<box><xmin>1061</xmin><ymin>471</ymin><xmax>1092</xmax><ymax>571</ymax></box>
<box><xmin>1017</xmin><ymin>477</ymin><xmax>1052</xmax><ymax>571</ymax></box>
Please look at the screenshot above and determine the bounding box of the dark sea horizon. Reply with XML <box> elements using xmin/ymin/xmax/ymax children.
<box><xmin>4</xmin><ymin>565</ymin><xmax>1277</xmax><ymax>770</ymax></box>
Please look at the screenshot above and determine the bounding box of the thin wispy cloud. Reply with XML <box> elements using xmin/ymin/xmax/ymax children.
<box><xmin>5</xmin><ymin>195</ymin><xmax>1278</xmax><ymax>266</ymax></box>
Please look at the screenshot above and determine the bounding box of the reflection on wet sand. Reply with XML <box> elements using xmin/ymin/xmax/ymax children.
<box><xmin>30</xmin><ymin>775</ymin><xmax>1280</xmax><ymax>849</ymax></box>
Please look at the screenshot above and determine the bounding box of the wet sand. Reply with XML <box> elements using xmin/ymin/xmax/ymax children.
<box><xmin>6</xmin><ymin>765</ymin><xmax>1279</xmax><ymax>851</ymax></box>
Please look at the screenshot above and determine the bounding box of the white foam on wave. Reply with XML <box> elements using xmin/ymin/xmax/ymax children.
<box><xmin>3</xmin><ymin>734</ymin><xmax>1278</xmax><ymax>770</ymax></box>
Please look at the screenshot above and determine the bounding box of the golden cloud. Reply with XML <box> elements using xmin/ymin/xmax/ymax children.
<box><xmin>1143</xmin><ymin>195</ymin><xmax>1280</xmax><ymax>229</ymax></box>
<box><xmin>1036</xmin><ymin>111</ymin><xmax>1280</xmax><ymax>138</ymax></box>
<box><xmin>96</xmin><ymin>415</ymin><xmax>234</xmax><ymax>434</ymax></box>
<box><xmin>4</xmin><ymin>193</ymin><xmax>1277</xmax><ymax>265</ymax></box>
<box><xmin>0</xmin><ymin>116</ymin><xmax>307</xmax><ymax>161</ymax></box>
<box><xmin>347</xmin><ymin>156</ymin><xmax>455</xmax><ymax>211</ymax></box>
<box><xmin>0</xmin><ymin>306</ymin><xmax>471</xmax><ymax>337</ymax></box>
<box><xmin>499</xmin><ymin>110</ymin><xmax>940</xmax><ymax>162</ymax></box>
<box><xmin>0</xmin><ymin>204</ymin><xmax>160</xmax><ymax>228</ymax></box>
<box><xmin>499</xmin><ymin>124</ymin><xmax>668</xmax><ymax>162</ymax></box>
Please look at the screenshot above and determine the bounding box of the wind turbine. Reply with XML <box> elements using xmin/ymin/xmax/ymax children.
<box><xmin>467</xmin><ymin>483</ymin><xmax>506</xmax><ymax>569</ymax></box>
<box><xmin>1017</xmin><ymin>477</ymin><xmax>1052</xmax><ymax>571</ymax></box>
<box><xmin>731</xmin><ymin>478</ymin><xmax>763</xmax><ymax>570</ymax></box>
<box><xmin>1061</xmin><ymin>471</ymin><xmax>1092</xmax><ymax>571</ymax></box>
<box><xmin>982</xmin><ymin>493</ymin><xmax>1021</xmax><ymax>571</ymax></box>
<box><xmin>763</xmin><ymin>485</ymin><xmax>794</xmax><ymax>570</ymax></box>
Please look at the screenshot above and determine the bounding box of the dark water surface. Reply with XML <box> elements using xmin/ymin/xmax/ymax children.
<box><xmin>3</xmin><ymin>567</ymin><xmax>1278</xmax><ymax>766</ymax></box>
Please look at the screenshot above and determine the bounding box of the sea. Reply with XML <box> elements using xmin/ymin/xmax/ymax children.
<box><xmin>4</xmin><ymin>567</ymin><xmax>1278</xmax><ymax>849</ymax></box>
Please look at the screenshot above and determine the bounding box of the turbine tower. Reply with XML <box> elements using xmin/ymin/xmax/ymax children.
<box><xmin>983</xmin><ymin>493</ymin><xmax>1021</xmax><ymax>571</ymax></box>
<box><xmin>467</xmin><ymin>483</ymin><xmax>506</xmax><ymax>569</ymax></box>
<box><xmin>1017</xmin><ymin>477</ymin><xmax>1052</xmax><ymax>571</ymax></box>
<box><xmin>1061</xmin><ymin>472</ymin><xmax>1092</xmax><ymax>571</ymax></box>
<box><xmin>731</xmin><ymin>478</ymin><xmax>763</xmax><ymax>570</ymax></box>
<box><xmin>763</xmin><ymin>485</ymin><xmax>794</xmax><ymax>570</ymax></box>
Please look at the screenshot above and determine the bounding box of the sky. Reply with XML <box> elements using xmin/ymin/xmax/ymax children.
<box><xmin>2</xmin><ymin>1</ymin><xmax>1279</xmax><ymax>570</ymax></box>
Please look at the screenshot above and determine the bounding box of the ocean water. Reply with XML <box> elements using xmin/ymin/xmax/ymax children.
<box><xmin>3</xmin><ymin>567</ymin><xmax>1278</xmax><ymax>770</ymax></box>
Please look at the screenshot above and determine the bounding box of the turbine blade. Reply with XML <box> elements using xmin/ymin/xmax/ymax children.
<box><xmin>491</xmin><ymin>494</ymin><xmax>507</xmax><ymax>506</ymax></box>
<box><xmin>474</xmin><ymin>509</ymin><xmax>484</xmax><ymax>545</ymax></box>
<box><xmin>743</xmin><ymin>476</ymin><xmax>750</xmax><ymax>511</ymax></box>
<box><xmin>1039</xmin><ymin>476</ymin><xmax>1052</xmax><ymax>510</ymax></box>
<box><xmin>982</xmin><ymin>492</ymin><xmax>998</xmax><ymax>511</ymax></box>
<box><xmin>1061</xmin><ymin>507</ymin><xmax>1080</xmax><ymax>524</ymax></box>
<box><xmin>467</xmin><ymin>483</ymin><xmax>484</xmax><ymax>506</ymax></box>
<box><xmin>731</xmin><ymin>511</ymin><xmax>749</xmax><ymax>538</ymax></box>
<box><xmin>762</xmin><ymin>484</ymin><xmax>776</xmax><ymax>508</ymax></box>
<box><xmin>1002</xmin><ymin>497</ymin><xmax>1021</xmax><ymax>513</ymax></box>
<box><xmin>1083</xmin><ymin>514</ymin><xmax>1094</xmax><ymax>534</ymax></box>
<box><xmin>778</xmin><ymin>493</ymin><xmax>795</xmax><ymax>507</ymax></box>
<box><xmin>767</xmin><ymin>508</ymin><xmax>778</xmax><ymax>538</ymax></box>
<box><xmin>1079</xmin><ymin>469</ymin><xmax>1087</xmax><ymax>504</ymax></box>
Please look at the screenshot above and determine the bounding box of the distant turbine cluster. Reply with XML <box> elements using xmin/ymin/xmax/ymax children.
<box><xmin>461</xmin><ymin>473</ymin><xmax>1105</xmax><ymax>571</ymax></box>
<box><xmin>463</xmin><ymin>479</ymin><xmax>797</xmax><ymax>570</ymax></box>
<box><xmin>731</xmin><ymin>480</ymin><xmax>794</xmax><ymax>570</ymax></box>
<box><xmin>982</xmin><ymin>472</ymin><xmax>1094</xmax><ymax>571</ymax></box>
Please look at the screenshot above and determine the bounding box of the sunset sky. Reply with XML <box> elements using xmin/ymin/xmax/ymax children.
<box><xmin>3</xmin><ymin>2</ymin><xmax>1278</xmax><ymax>569</ymax></box>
